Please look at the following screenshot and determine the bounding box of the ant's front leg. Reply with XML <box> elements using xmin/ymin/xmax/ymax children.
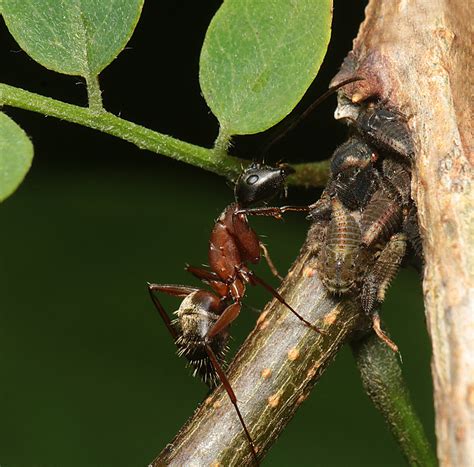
<box><xmin>307</xmin><ymin>194</ymin><xmax>332</xmax><ymax>221</ymax></box>
<box><xmin>237</xmin><ymin>205</ymin><xmax>311</xmax><ymax>220</ymax></box>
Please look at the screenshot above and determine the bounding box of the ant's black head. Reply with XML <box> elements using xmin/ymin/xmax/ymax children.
<box><xmin>234</xmin><ymin>162</ymin><xmax>293</xmax><ymax>208</ymax></box>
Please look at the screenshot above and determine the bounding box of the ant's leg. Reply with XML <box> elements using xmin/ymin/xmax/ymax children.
<box><xmin>237</xmin><ymin>205</ymin><xmax>311</xmax><ymax>220</ymax></box>
<box><xmin>185</xmin><ymin>265</ymin><xmax>219</xmax><ymax>282</ymax></box>
<box><xmin>185</xmin><ymin>265</ymin><xmax>229</xmax><ymax>297</ymax></box>
<box><xmin>372</xmin><ymin>311</ymin><xmax>399</xmax><ymax>353</ymax></box>
<box><xmin>246</xmin><ymin>271</ymin><xmax>325</xmax><ymax>335</ymax></box>
<box><xmin>204</xmin><ymin>342</ymin><xmax>259</xmax><ymax>465</ymax></box>
<box><xmin>207</xmin><ymin>302</ymin><xmax>241</xmax><ymax>339</ymax></box>
<box><xmin>260</xmin><ymin>243</ymin><xmax>283</xmax><ymax>281</ymax></box>
<box><xmin>147</xmin><ymin>285</ymin><xmax>258</xmax><ymax>461</ymax></box>
<box><xmin>236</xmin><ymin>188</ymin><xmax>332</xmax><ymax>222</ymax></box>
<box><xmin>147</xmin><ymin>283</ymin><xmax>200</xmax><ymax>340</ymax></box>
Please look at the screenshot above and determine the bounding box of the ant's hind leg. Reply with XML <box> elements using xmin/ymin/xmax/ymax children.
<box><xmin>147</xmin><ymin>283</ymin><xmax>200</xmax><ymax>340</ymax></box>
<box><xmin>204</xmin><ymin>343</ymin><xmax>259</xmax><ymax>465</ymax></box>
<box><xmin>207</xmin><ymin>302</ymin><xmax>242</xmax><ymax>339</ymax></box>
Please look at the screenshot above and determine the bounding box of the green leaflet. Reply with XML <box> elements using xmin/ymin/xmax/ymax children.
<box><xmin>0</xmin><ymin>112</ymin><xmax>34</xmax><ymax>202</ymax></box>
<box><xmin>1</xmin><ymin>0</ymin><xmax>144</xmax><ymax>77</ymax></box>
<box><xmin>200</xmin><ymin>0</ymin><xmax>332</xmax><ymax>136</ymax></box>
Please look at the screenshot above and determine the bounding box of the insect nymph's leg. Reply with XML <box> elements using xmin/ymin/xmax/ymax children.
<box><xmin>371</xmin><ymin>311</ymin><xmax>399</xmax><ymax>353</ymax></box>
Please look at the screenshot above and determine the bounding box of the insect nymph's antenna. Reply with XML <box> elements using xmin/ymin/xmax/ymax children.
<box><xmin>261</xmin><ymin>76</ymin><xmax>363</xmax><ymax>157</ymax></box>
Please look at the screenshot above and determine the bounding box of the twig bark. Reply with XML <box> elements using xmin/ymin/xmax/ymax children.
<box><xmin>331</xmin><ymin>1</ymin><xmax>472</xmax><ymax>465</ymax></box>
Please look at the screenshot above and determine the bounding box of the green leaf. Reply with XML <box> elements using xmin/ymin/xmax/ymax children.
<box><xmin>200</xmin><ymin>0</ymin><xmax>333</xmax><ymax>136</ymax></box>
<box><xmin>0</xmin><ymin>112</ymin><xmax>33</xmax><ymax>202</ymax></box>
<box><xmin>1</xmin><ymin>0</ymin><xmax>144</xmax><ymax>77</ymax></box>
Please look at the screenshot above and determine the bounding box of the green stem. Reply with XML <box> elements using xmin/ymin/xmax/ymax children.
<box><xmin>0</xmin><ymin>83</ymin><xmax>330</xmax><ymax>185</ymax></box>
<box><xmin>288</xmin><ymin>160</ymin><xmax>330</xmax><ymax>187</ymax></box>
<box><xmin>351</xmin><ymin>332</ymin><xmax>437</xmax><ymax>467</ymax></box>
<box><xmin>213</xmin><ymin>126</ymin><xmax>232</xmax><ymax>159</ymax></box>
<box><xmin>85</xmin><ymin>74</ymin><xmax>103</xmax><ymax>112</ymax></box>
<box><xmin>0</xmin><ymin>83</ymin><xmax>242</xmax><ymax>179</ymax></box>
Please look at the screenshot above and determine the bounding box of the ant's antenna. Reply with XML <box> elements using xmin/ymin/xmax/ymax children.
<box><xmin>261</xmin><ymin>76</ymin><xmax>363</xmax><ymax>158</ymax></box>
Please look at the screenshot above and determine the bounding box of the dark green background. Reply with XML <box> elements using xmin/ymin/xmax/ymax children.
<box><xmin>0</xmin><ymin>2</ymin><xmax>434</xmax><ymax>466</ymax></box>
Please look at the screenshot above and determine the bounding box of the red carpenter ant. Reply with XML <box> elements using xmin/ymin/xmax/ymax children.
<box><xmin>148</xmin><ymin>163</ymin><xmax>323</xmax><ymax>464</ymax></box>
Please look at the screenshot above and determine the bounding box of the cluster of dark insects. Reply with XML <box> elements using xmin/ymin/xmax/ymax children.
<box><xmin>147</xmin><ymin>78</ymin><xmax>420</xmax><ymax>465</ymax></box>
<box><xmin>309</xmin><ymin>99</ymin><xmax>421</xmax><ymax>351</ymax></box>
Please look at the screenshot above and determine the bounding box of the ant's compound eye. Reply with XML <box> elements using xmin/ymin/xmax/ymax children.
<box><xmin>246</xmin><ymin>174</ymin><xmax>259</xmax><ymax>185</ymax></box>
